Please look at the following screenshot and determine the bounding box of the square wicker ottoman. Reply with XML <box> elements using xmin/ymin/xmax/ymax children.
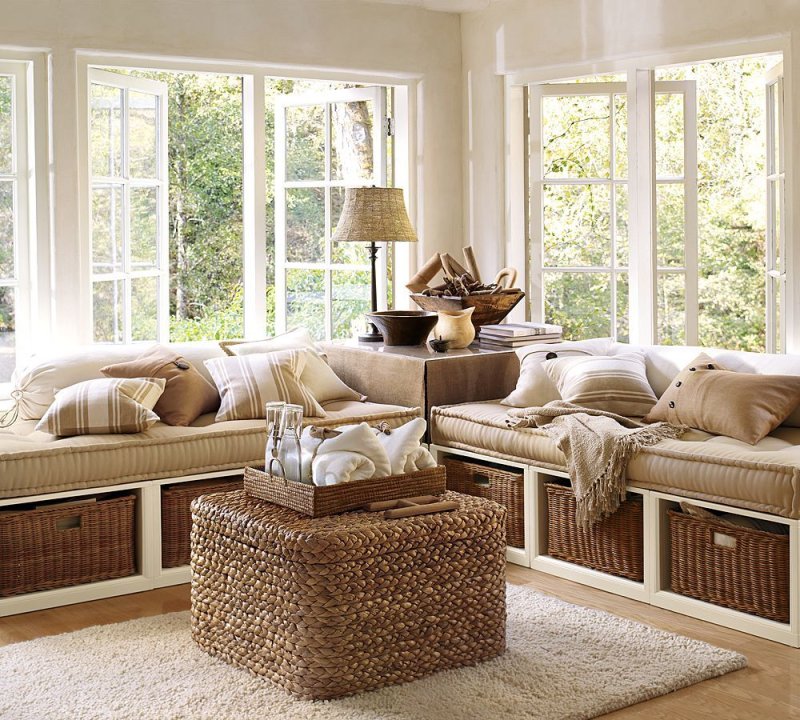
<box><xmin>190</xmin><ymin>489</ymin><xmax>507</xmax><ymax>700</ymax></box>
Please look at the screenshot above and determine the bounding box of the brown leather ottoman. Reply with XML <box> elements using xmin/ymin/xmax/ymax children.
<box><xmin>190</xmin><ymin>490</ymin><xmax>506</xmax><ymax>700</ymax></box>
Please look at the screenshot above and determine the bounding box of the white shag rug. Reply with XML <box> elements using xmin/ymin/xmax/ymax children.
<box><xmin>0</xmin><ymin>585</ymin><xmax>745</xmax><ymax>720</ymax></box>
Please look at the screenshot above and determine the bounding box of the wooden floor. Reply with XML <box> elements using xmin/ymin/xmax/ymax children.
<box><xmin>1</xmin><ymin>566</ymin><xmax>798</xmax><ymax>719</ymax></box>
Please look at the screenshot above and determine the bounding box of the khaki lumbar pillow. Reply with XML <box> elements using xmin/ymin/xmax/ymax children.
<box><xmin>643</xmin><ymin>352</ymin><xmax>800</xmax><ymax>444</ymax></box>
<box><xmin>101</xmin><ymin>344</ymin><xmax>220</xmax><ymax>426</ymax></box>
<box><xmin>204</xmin><ymin>349</ymin><xmax>325</xmax><ymax>421</ymax></box>
<box><xmin>543</xmin><ymin>352</ymin><xmax>657</xmax><ymax>417</ymax></box>
<box><xmin>35</xmin><ymin>377</ymin><xmax>166</xmax><ymax>436</ymax></box>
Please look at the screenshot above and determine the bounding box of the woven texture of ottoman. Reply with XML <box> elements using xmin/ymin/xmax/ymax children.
<box><xmin>190</xmin><ymin>489</ymin><xmax>506</xmax><ymax>700</ymax></box>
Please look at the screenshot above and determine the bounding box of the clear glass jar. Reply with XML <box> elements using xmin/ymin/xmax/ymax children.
<box><xmin>278</xmin><ymin>403</ymin><xmax>305</xmax><ymax>483</ymax></box>
<box><xmin>265</xmin><ymin>401</ymin><xmax>286</xmax><ymax>476</ymax></box>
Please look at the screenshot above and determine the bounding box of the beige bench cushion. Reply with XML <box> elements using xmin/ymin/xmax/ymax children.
<box><xmin>0</xmin><ymin>401</ymin><xmax>420</xmax><ymax>500</ymax></box>
<box><xmin>431</xmin><ymin>402</ymin><xmax>800</xmax><ymax>518</ymax></box>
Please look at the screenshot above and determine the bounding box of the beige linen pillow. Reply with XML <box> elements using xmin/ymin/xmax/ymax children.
<box><xmin>35</xmin><ymin>377</ymin><xmax>166</xmax><ymax>436</ymax></box>
<box><xmin>204</xmin><ymin>349</ymin><xmax>325</xmax><ymax>421</ymax></box>
<box><xmin>101</xmin><ymin>344</ymin><xmax>220</xmax><ymax>426</ymax></box>
<box><xmin>220</xmin><ymin>332</ymin><xmax>364</xmax><ymax>404</ymax></box>
<box><xmin>544</xmin><ymin>352</ymin><xmax>657</xmax><ymax>417</ymax></box>
<box><xmin>643</xmin><ymin>353</ymin><xmax>800</xmax><ymax>444</ymax></box>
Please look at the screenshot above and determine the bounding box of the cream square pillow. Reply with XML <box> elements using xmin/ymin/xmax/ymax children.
<box><xmin>204</xmin><ymin>349</ymin><xmax>325</xmax><ymax>421</ymax></box>
<box><xmin>544</xmin><ymin>352</ymin><xmax>657</xmax><ymax>417</ymax></box>
<box><xmin>220</xmin><ymin>331</ymin><xmax>364</xmax><ymax>404</ymax></box>
<box><xmin>35</xmin><ymin>377</ymin><xmax>166</xmax><ymax>436</ymax></box>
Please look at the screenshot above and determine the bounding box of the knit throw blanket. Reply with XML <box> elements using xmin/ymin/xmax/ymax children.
<box><xmin>507</xmin><ymin>401</ymin><xmax>686</xmax><ymax>528</ymax></box>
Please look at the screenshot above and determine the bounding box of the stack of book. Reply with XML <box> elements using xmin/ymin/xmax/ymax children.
<box><xmin>478</xmin><ymin>322</ymin><xmax>563</xmax><ymax>349</ymax></box>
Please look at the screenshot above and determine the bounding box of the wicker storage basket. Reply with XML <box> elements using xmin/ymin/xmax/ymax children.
<box><xmin>545</xmin><ymin>482</ymin><xmax>644</xmax><ymax>581</ymax></box>
<box><xmin>191</xmin><ymin>489</ymin><xmax>506</xmax><ymax>700</ymax></box>
<box><xmin>442</xmin><ymin>456</ymin><xmax>524</xmax><ymax>547</ymax></box>
<box><xmin>669</xmin><ymin>510</ymin><xmax>790</xmax><ymax>623</ymax></box>
<box><xmin>243</xmin><ymin>464</ymin><xmax>446</xmax><ymax>517</ymax></box>
<box><xmin>161</xmin><ymin>476</ymin><xmax>243</xmax><ymax>568</ymax></box>
<box><xmin>0</xmin><ymin>493</ymin><xmax>136</xmax><ymax>597</ymax></box>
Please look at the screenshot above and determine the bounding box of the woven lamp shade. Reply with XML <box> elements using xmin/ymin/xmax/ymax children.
<box><xmin>332</xmin><ymin>187</ymin><xmax>417</xmax><ymax>243</ymax></box>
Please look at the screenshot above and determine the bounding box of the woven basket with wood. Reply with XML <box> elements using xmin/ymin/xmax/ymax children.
<box><xmin>545</xmin><ymin>482</ymin><xmax>644</xmax><ymax>581</ymax></box>
<box><xmin>669</xmin><ymin>509</ymin><xmax>790</xmax><ymax>623</ymax></box>
<box><xmin>243</xmin><ymin>465</ymin><xmax>447</xmax><ymax>517</ymax></box>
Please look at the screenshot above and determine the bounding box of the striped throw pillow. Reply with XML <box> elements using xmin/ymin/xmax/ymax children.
<box><xmin>204</xmin><ymin>349</ymin><xmax>325</xmax><ymax>421</ymax></box>
<box><xmin>543</xmin><ymin>352</ymin><xmax>657</xmax><ymax>417</ymax></box>
<box><xmin>35</xmin><ymin>377</ymin><xmax>166</xmax><ymax>436</ymax></box>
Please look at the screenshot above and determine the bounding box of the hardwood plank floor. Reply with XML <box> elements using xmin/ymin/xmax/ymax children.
<box><xmin>0</xmin><ymin>567</ymin><xmax>798</xmax><ymax>718</ymax></box>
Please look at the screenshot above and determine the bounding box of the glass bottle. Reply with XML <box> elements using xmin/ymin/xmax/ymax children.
<box><xmin>278</xmin><ymin>403</ymin><xmax>304</xmax><ymax>483</ymax></box>
<box><xmin>265</xmin><ymin>401</ymin><xmax>285</xmax><ymax>476</ymax></box>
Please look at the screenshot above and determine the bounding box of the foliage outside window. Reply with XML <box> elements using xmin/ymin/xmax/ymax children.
<box><xmin>0</xmin><ymin>72</ymin><xmax>18</xmax><ymax>383</ymax></box>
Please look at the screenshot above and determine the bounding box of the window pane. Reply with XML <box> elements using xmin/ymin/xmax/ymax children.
<box><xmin>91</xmin><ymin>84</ymin><xmax>123</xmax><ymax>178</ymax></box>
<box><xmin>286</xmin><ymin>187</ymin><xmax>324</xmax><ymax>263</ymax></box>
<box><xmin>93</xmin><ymin>279</ymin><xmax>124</xmax><ymax>343</ymax></box>
<box><xmin>131</xmin><ymin>275</ymin><xmax>158</xmax><ymax>341</ymax></box>
<box><xmin>130</xmin><ymin>186</ymin><xmax>159</xmax><ymax>270</ymax></box>
<box><xmin>542</xmin><ymin>95</ymin><xmax>611</xmax><ymax>179</ymax></box>
<box><xmin>655</xmin><ymin>93</ymin><xmax>684</xmax><ymax>177</ymax></box>
<box><xmin>91</xmin><ymin>184</ymin><xmax>123</xmax><ymax>274</ymax></box>
<box><xmin>613</xmin><ymin>94</ymin><xmax>627</xmax><ymax>179</ymax></box>
<box><xmin>773</xmin><ymin>178</ymin><xmax>782</xmax><ymax>270</ymax></box>
<box><xmin>615</xmin><ymin>185</ymin><xmax>629</xmax><ymax>267</ymax></box>
<box><xmin>0</xmin><ymin>180</ymin><xmax>14</xmax><ymax>279</ymax></box>
<box><xmin>332</xmin><ymin>269</ymin><xmax>370</xmax><ymax>339</ymax></box>
<box><xmin>286</xmin><ymin>268</ymin><xmax>324</xmax><ymax>339</ymax></box>
<box><xmin>656</xmin><ymin>183</ymin><xmax>685</xmax><ymax>267</ymax></box>
<box><xmin>286</xmin><ymin>105</ymin><xmax>324</xmax><ymax>181</ymax></box>
<box><xmin>0</xmin><ymin>286</ymin><xmax>14</xmax><ymax>382</ymax></box>
<box><xmin>0</xmin><ymin>75</ymin><xmax>12</xmax><ymax>175</ymax></box>
<box><xmin>772</xmin><ymin>82</ymin><xmax>782</xmax><ymax>174</ymax></box>
<box><xmin>544</xmin><ymin>271</ymin><xmax>611</xmax><ymax>340</ymax></box>
<box><xmin>616</xmin><ymin>272</ymin><xmax>629</xmax><ymax>343</ymax></box>
<box><xmin>331</xmin><ymin>100</ymin><xmax>374</xmax><ymax>182</ymax></box>
<box><xmin>129</xmin><ymin>91</ymin><xmax>158</xmax><ymax>179</ymax></box>
<box><xmin>543</xmin><ymin>184</ymin><xmax>611</xmax><ymax>267</ymax></box>
<box><xmin>657</xmin><ymin>272</ymin><xmax>685</xmax><ymax>345</ymax></box>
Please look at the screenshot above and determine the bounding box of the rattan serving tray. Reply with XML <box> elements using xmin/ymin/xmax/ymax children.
<box><xmin>243</xmin><ymin>465</ymin><xmax>446</xmax><ymax>517</ymax></box>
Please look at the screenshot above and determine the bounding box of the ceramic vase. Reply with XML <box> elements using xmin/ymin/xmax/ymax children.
<box><xmin>433</xmin><ymin>307</ymin><xmax>476</xmax><ymax>349</ymax></box>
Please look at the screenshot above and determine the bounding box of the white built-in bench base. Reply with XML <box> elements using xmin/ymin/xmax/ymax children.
<box><xmin>430</xmin><ymin>444</ymin><xmax>800</xmax><ymax>648</ymax></box>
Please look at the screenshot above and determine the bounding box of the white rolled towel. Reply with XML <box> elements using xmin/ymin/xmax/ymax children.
<box><xmin>403</xmin><ymin>446</ymin><xmax>437</xmax><ymax>473</ymax></box>
<box><xmin>375</xmin><ymin>417</ymin><xmax>429</xmax><ymax>475</ymax></box>
<box><xmin>312</xmin><ymin>451</ymin><xmax>377</xmax><ymax>487</ymax></box>
<box><xmin>302</xmin><ymin>423</ymin><xmax>391</xmax><ymax>485</ymax></box>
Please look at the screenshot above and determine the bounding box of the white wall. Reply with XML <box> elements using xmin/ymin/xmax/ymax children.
<box><xmin>461</xmin><ymin>0</ymin><xmax>800</xmax><ymax>347</ymax></box>
<box><xmin>0</xmin><ymin>0</ymin><xmax>462</xmax><ymax>343</ymax></box>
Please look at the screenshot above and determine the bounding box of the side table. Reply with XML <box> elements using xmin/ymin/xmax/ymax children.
<box><xmin>320</xmin><ymin>341</ymin><xmax>520</xmax><ymax>427</ymax></box>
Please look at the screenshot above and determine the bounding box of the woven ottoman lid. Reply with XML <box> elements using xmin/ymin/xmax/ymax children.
<box><xmin>192</xmin><ymin>490</ymin><xmax>505</xmax><ymax>565</ymax></box>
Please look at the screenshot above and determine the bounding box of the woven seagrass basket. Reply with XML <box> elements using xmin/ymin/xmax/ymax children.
<box><xmin>161</xmin><ymin>476</ymin><xmax>243</xmax><ymax>567</ymax></box>
<box><xmin>243</xmin><ymin>464</ymin><xmax>446</xmax><ymax>517</ymax></box>
<box><xmin>442</xmin><ymin>456</ymin><xmax>525</xmax><ymax>547</ymax></box>
<box><xmin>669</xmin><ymin>509</ymin><xmax>790</xmax><ymax>623</ymax></box>
<box><xmin>545</xmin><ymin>482</ymin><xmax>644</xmax><ymax>581</ymax></box>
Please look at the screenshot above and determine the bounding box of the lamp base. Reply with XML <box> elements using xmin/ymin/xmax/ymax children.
<box><xmin>358</xmin><ymin>322</ymin><xmax>383</xmax><ymax>343</ymax></box>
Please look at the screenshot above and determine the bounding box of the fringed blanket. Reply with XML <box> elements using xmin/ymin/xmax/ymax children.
<box><xmin>507</xmin><ymin>401</ymin><xmax>686</xmax><ymax>528</ymax></box>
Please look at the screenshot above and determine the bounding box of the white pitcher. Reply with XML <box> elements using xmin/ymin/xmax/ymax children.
<box><xmin>433</xmin><ymin>307</ymin><xmax>476</xmax><ymax>349</ymax></box>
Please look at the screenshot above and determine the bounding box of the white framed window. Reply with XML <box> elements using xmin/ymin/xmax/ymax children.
<box><xmin>274</xmin><ymin>86</ymin><xmax>389</xmax><ymax>340</ymax></box>
<box><xmin>765</xmin><ymin>62</ymin><xmax>785</xmax><ymax>353</ymax></box>
<box><xmin>0</xmin><ymin>61</ymin><xmax>32</xmax><ymax>386</ymax></box>
<box><xmin>528</xmin><ymin>80</ymin><xmax>697</xmax><ymax>343</ymax></box>
<box><xmin>88</xmin><ymin>68</ymin><xmax>169</xmax><ymax>343</ymax></box>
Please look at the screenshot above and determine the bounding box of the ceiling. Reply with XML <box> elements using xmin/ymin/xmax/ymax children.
<box><xmin>356</xmin><ymin>0</ymin><xmax>494</xmax><ymax>12</ymax></box>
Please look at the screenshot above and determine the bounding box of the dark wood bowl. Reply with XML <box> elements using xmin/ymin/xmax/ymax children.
<box><xmin>366</xmin><ymin>311</ymin><xmax>439</xmax><ymax>346</ymax></box>
<box><xmin>410</xmin><ymin>290</ymin><xmax>525</xmax><ymax>328</ymax></box>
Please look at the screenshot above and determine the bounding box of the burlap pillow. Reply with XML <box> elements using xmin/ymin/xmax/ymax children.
<box><xmin>35</xmin><ymin>377</ymin><xmax>165</xmax><ymax>436</ymax></box>
<box><xmin>543</xmin><ymin>352</ymin><xmax>657</xmax><ymax>417</ymax></box>
<box><xmin>643</xmin><ymin>353</ymin><xmax>800</xmax><ymax>444</ymax></box>
<box><xmin>101</xmin><ymin>344</ymin><xmax>220</xmax><ymax>426</ymax></box>
<box><xmin>204</xmin><ymin>349</ymin><xmax>325</xmax><ymax>421</ymax></box>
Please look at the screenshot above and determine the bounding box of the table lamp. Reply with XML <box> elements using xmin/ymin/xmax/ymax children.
<box><xmin>331</xmin><ymin>186</ymin><xmax>418</xmax><ymax>342</ymax></box>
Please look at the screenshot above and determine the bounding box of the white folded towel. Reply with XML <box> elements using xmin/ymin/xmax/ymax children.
<box><xmin>301</xmin><ymin>423</ymin><xmax>391</xmax><ymax>486</ymax></box>
<box><xmin>403</xmin><ymin>445</ymin><xmax>437</xmax><ymax>473</ymax></box>
<box><xmin>374</xmin><ymin>417</ymin><xmax>429</xmax><ymax>475</ymax></box>
<box><xmin>312</xmin><ymin>451</ymin><xmax>377</xmax><ymax>487</ymax></box>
